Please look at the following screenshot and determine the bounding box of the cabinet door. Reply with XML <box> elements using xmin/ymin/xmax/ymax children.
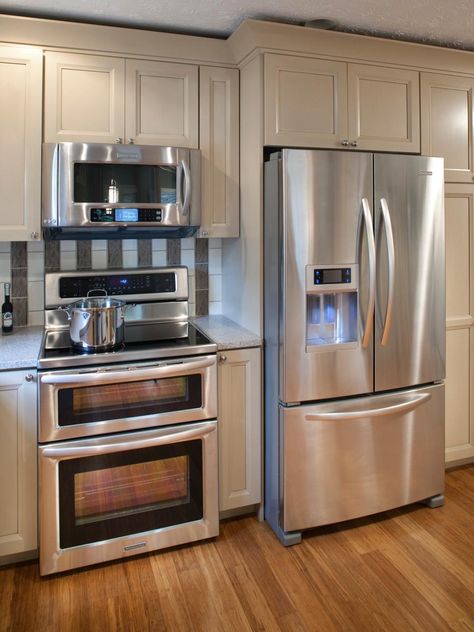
<box><xmin>348</xmin><ymin>64</ymin><xmax>420</xmax><ymax>152</ymax></box>
<box><xmin>44</xmin><ymin>51</ymin><xmax>125</xmax><ymax>143</ymax></box>
<box><xmin>0</xmin><ymin>46</ymin><xmax>42</xmax><ymax>242</ymax></box>
<box><xmin>0</xmin><ymin>370</ymin><xmax>37</xmax><ymax>558</ymax></box>
<box><xmin>198</xmin><ymin>66</ymin><xmax>239</xmax><ymax>238</ymax></box>
<box><xmin>264</xmin><ymin>54</ymin><xmax>347</xmax><ymax>148</ymax></box>
<box><xmin>218</xmin><ymin>348</ymin><xmax>261</xmax><ymax>511</ymax></box>
<box><xmin>421</xmin><ymin>73</ymin><xmax>474</xmax><ymax>183</ymax></box>
<box><xmin>444</xmin><ymin>185</ymin><xmax>474</xmax><ymax>464</ymax></box>
<box><xmin>125</xmin><ymin>59</ymin><xmax>198</xmax><ymax>147</ymax></box>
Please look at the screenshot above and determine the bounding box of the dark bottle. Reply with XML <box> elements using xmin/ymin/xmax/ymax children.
<box><xmin>2</xmin><ymin>283</ymin><xmax>13</xmax><ymax>334</ymax></box>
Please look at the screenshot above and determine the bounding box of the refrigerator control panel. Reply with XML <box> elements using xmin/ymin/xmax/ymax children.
<box><xmin>306</xmin><ymin>264</ymin><xmax>358</xmax><ymax>293</ymax></box>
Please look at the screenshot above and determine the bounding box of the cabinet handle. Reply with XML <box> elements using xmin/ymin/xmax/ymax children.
<box><xmin>341</xmin><ymin>139</ymin><xmax>350</xmax><ymax>147</ymax></box>
<box><xmin>350</xmin><ymin>140</ymin><xmax>358</xmax><ymax>147</ymax></box>
<box><xmin>219</xmin><ymin>354</ymin><xmax>227</xmax><ymax>363</ymax></box>
<box><xmin>127</xmin><ymin>138</ymin><xmax>135</xmax><ymax>144</ymax></box>
<box><xmin>30</xmin><ymin>232</ymin><xmax>39</xmax><ymax>240</ymax></box>
<box><xmin>25</xmin><ymin>374</ymin><xmax>35</xmax><ymax>382</ymax></box>
<box><xmin>115</xmin><ymin>138</ymin><xmax>123</xmax><ymax>144</ymax></box>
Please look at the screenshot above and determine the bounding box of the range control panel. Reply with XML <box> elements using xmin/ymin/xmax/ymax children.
<box><xmin>59</xmin><ymin>272</ymin><xmax>176</xmax><ymax>298</ymax></box>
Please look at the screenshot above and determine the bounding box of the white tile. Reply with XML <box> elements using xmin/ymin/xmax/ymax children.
<box><xmin>0</xmin><ymin>253</ymin><xmax>11</xmax><ymax>284</ymax></box>
<box><xmin>181</xmin><ymin>249</ymin><xmax>195</xmax><ymax>275</ymax></box>
<box><xmin>60</xmin><ymin>250</ymin><xmax>77</xmax><ymax>271</ymax></box>
<box><xmin>28</xmin><ymin>251</ymin><xmax>45</xmax><ymax>282</ymax></box>
<box><xmin>209</xmin><ymin>274</ymin><xmax>222</xmax><ymax>302</ymax></box>
<box><xmin>60</xmin><ymin>240</ymin><xmax>76</xmax><ymax>252</ymax></box>
<box><xmin>91</xmin><ymin>240</ymin><xmax>107</xmax><ymax>251</ymax></box>
<box><xmin>152</xmin><ymin>239</ymin><xmax>167</xmax><ymax>251</ymax></box>
<box><xmin>181</xmin><ymin>237</ymin><xmax>195</xmax><ymax>250</ymax></box>
<box><xmin>209</xmin><ymin>238</ymin><xmax>222</xmax><ymax>249</ymax></box>
<box><xmin>188</xmin><ymin>275</ymin><xmax>195</xmax><ymax>302</ymax></box>
<box><xmin>28</xmin><ymin>281</ymin><xmax>44</xmax><ymax>311</ymax></box>
<box><xmin>122</xmin><ymin>239</ymin><xmax>137</xmax><ymax>251</ymax></box>
<box><xmin>28</xmin><ymin>310</ymin><xmax>44</xmax><ymax>326</ymax></box>
<box><xmin>209</xmin><ymin>248</ymin><xmax>222</xmax><ymax>275</ymax></box>
<box><xmin>92</xmin><ymin>249</ymin><xmax>107</xmax><ymax>270</ymax></box>
<box><xmin>152</xmin><ymin>250</ymin><xmax>167</xmax><ymax>267</ymax></box>
<box><xmin>123</xmin><ymin>250</ymin><xmax>138</xmax><ymax>268</ymax></box>
<box><xmin>0</xmin><ymin>242</ymin><xmax>11</xmax><ymax>253</ymax></box>
<box><xmin>209</xmin><ymin>301</ymin><xmax>222</xmax><ymax>315</ymax></box>
<box><xmin>27</xmin><ymin>240</ymin><xmax>44</xmax><ymax>253</ymax></box>
<box><xmin>188</xmin><ymin>303</ymin><xmax>196</xmax><ymax>317</ymax></box>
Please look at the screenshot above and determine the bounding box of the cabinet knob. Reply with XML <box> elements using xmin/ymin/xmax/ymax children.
<box><xmin>350</xmin><ymin>140</ymin><xmax>358</xmax><ymax>147</ymax></box>
<box><xmin>219</xmin><ymin>354</ymin><xmax>227</xmax><ymax>363</ymax></box>
<box><xmin>25</xmin><ymin>374</ymin><xmax>35</xmax><ymax>382</ymax></box>
<box><xmin>115</xmin><ymin>138</ymin><xmax>123</xmax><ymax>144</ymax></box>
<box><xmin>200</xmin><ymin>230</ymin><xmax>210</xmax><ymax>237</ymax></box>
<box><xmin>341</xmin><ymin>139</ymin><xmax>350</xmax><ymax>147</ymax></box>
<box><xmin>127</xmin><ymin>138</ymin><xmax>135</xmax><ymax>144</ymax></box>
<box><xmin>30</xmin><ymin>232</ymin><xmax>39</xmax><ymax>240</ymax></box>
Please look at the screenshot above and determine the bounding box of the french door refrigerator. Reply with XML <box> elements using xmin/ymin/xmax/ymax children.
<box><xmin>264</xmin><ymin>149</ymin><xmax>445</xmax><ymax>545</ymax></box>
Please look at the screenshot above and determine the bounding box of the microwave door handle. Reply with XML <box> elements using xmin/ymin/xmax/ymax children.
<box><xmin>379</xmin><ymin>198</ymin><xmax>395</xmax><ymax>346</ymax></box>
<box><xmin>180</xmin><ymin>159</ymin><xmax>191</xmax><ymax>216</ymax></box>
<box><xmin>360</xmin><ymin>197</ymin><xmax>376</xmax><ymax>348</ymax></box>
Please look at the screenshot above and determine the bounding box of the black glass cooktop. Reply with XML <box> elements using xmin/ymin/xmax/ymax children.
<box><xmin>38</xmin><ymin>322</ymin><xmax>216</xmax><ymax>370</ymax></box>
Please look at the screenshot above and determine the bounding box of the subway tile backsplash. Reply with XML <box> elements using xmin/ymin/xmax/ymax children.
<box><xmin>0</xmin><ymin>238</ymin><xmax>222</xmax><ymax>326</ymax></box>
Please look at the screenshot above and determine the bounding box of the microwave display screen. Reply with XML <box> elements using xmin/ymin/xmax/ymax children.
<box><xmin>74</xmin><ymin>164</ymin><xmax>177</xmax><ymax>204</ymax></box>
<box><xmin>115</xmin><ymin>208</ymin><xmax>139</xmax><ymax>222</ymax></box>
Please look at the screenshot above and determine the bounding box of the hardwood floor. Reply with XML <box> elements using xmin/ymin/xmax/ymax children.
<box><xmin>1</xmin><ymin>465</ymin><xmax>474</xmax><ymax>632</ymax></box>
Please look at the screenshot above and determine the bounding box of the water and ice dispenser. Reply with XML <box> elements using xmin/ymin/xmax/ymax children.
<box><xmin>306</xmin><ymin>264</ymin><xmax>359</xmax><ymax>351</ymax></box>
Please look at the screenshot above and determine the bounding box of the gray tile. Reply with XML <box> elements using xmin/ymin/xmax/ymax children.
<box><xmin>195</xmin><ymin>290</ymin><xmax>209</xmax><ymax>316</ymax></box>
<box><xmin>166</xmin><ymin>239</ymin><xmax>181</xmax><ymax>266</ymax></box>
<box><xmin>195</xmin><ymin>263</ymin><xmax>209</xmax><ymax>290</ymax></box>
<box><xmin>195</xmin><ymin>238</ymin><xmax>209</xmax><ymax>264</ymax></box>
<box><xmin>107</xmin><ymin>240</ymin><xmax>123</xmax><ymax>269</ymax></box>
<box><xmin>44</xmin><ymin>241</ymin><xmax>60</xmax><ymax>271</ymax></box>
<box><xmin>11</xmin><ymin>268</ymin><xmax>27</xmax><ymax>298</ymax></box>
<box><xmin>12</xmin><ymin>298</ymin><xmax>27</xmax><ymax>327</ymax></box>
<box><xmin>77</xmin><ymin>241</ymin><xmax>92</xmax><ymax>270</ymax></box>
<box><xmin>138</xmin><ymin>239</ymin><xmax>152</xmax><ymax>268</ymax></box>
<box><xmin>11</xmin><ymin>242</ymin><xmax>27</xmax><ymax>269</ymax></box>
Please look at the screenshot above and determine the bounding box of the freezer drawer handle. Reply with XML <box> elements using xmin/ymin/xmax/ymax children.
<box><xmin>305</xmin><ymin>392</ymin><xmax>431</xmax><ymax>421</ymax></box>
<box><xmin>360</xmin><ymin>198</ymin><xmax>376</xmax><ymax>348</ymax></box>
<box><xmin>380</xmin><ymin>198</ymin><xmax>396</xmax><ymax>346</ymax></box>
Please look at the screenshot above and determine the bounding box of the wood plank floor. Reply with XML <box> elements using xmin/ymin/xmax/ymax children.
<box><xmin>1</xmin><ymin>465</ymin><xmax>474</xmax><ymax>632</ymax></box>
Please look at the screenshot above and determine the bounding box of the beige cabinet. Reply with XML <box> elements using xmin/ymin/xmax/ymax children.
<box><xmin>264</xmin><ymin>53</ymin><xmax>420</xmax><ymax>152</ymax></box>
<box><xmin>0</xmin><ymin>370</ymin><xmax>37</xmax><ymax>560</ymax></box>
<box><xmin>198</xmin><ymin>66</ymin><xmax>239</xmax><ymax>238</ymax></box>
<box><xmin>421</xmin><ymin>73</ymin><xmax>474</xmax><ymax>183</ymax></box>
<box><xmin>218</xmin><ymin>347</ymin><xmax>261</xmax><ymax>511</ymax></box>
<box><xmin>444</xmin><ymin>184</ymin><xmax>474</xmax><ymax>464</ymax></box>
<box><xmin>0</xmin><ymin>46</ymin><xmax>42</xmax><ymax>241</ymax></box>
<box><xmin>44</xmin><ymin>52</ymin><xmax>199</xmax><ymax>147</ymax></box>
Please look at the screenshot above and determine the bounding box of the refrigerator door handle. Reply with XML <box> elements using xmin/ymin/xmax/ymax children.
<box><xmin>305</xmin><ymin>392</ymin><xmax>432</xmax><ymax>421</ymax></box>
<box><xmin>380</xmin><ymin>197</ymin><xmax>396</xmax><ymax>346</ymax></box>
<box><xmin>361</xmin><ymin>197</ymin><xmax>376</xmax><ymax>348</ymax></box>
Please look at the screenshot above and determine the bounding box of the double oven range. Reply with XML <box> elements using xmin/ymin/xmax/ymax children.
<box><xmin>37</xmin><ymin>267</ymin><xmax>218</xmax><ymax>575</ymax></box>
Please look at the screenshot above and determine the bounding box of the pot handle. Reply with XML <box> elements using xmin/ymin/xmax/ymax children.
<box><xmin>87</xmin><ymin>288</ymin><xmax>108</xmax><ymax>297</ymax></box>
<box><xmin>58</xmin><ymin>305</ymin><xmax>72</xmax><ymax>321</ymax></box>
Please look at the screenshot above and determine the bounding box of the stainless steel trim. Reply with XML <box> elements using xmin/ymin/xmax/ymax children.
<box><xmin>379</xmin><ymin>197</ymin><xmax>395</xmax><ymax>346</ymax></box>
<box><xmin>361</xmin><ymin>197</ymin><xmax>376</xmax><ymax>349</ymax></box>
<box><xmin>305</xmin><ymin>392</ymin><xmax>431</xmax><ymax>420</ymax></box>
<box><xmin>181</xmin><ymin>159</ymin><xmax>191</xmax><ymax>217</ymax></box>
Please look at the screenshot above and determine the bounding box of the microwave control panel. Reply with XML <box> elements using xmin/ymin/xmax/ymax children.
<box><xmin>90</xmin><ymin>208</ymin><xmax>163</xmax><ymax>223</ymax></box>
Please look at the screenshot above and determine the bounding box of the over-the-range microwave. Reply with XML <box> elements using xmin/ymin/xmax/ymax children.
<box><xmin>42</xmin><ymin>142</ymin><xmax>200</xmax><ymax>239</ymax></box>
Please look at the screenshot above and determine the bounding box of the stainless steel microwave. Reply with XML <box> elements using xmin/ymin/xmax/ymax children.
<box><xmin>42</xmin><ymin>143</ymin><xmax>200</xmax><ymax>238</ymax></box>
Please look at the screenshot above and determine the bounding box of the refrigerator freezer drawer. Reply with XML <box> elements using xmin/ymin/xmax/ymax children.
<box><xmin>282</xmin><ymin>384</ymin><xmax>444</xmax><ymax>532</ymax></box>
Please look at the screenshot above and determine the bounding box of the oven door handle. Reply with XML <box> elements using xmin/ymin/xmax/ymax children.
<box><xmin>40</xmin><ymin>421</ymin><xmax>217</xmax><ymax>458</ymax></box>
<box><xmin>40</xmin><ymin>355</ymin><xmax>216</xmax><ymax>387</ymax></box>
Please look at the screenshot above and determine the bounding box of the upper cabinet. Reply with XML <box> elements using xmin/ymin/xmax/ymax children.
<box><xmin>421</xmin><ymin>73</ymin><xmax>474</xmax><ymax>183</ymax></box>
<box><xmin>264</xmin><ymin>53</ymin><xmax>420</xmax><ymax>153</ymax></box>
<box><xmin>44</xmin><ymin>51</ymin><xmax>199</xmax><ymax>147</ymax></box>
<box><xmin>0</xmin><ymin>46</ymin><xmax>42</xmax><ymax>241</ymax></box>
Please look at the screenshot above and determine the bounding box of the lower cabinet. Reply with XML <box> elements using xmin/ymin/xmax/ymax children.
<box><xmin>0</xmin><ymin>369</ymin><xmax>37</xmax><ymax>559</ymax></box>
<box><xmin>218</xmin><ymin>347</ymin><xmax>261</xmax><ymax>511</ymax></box>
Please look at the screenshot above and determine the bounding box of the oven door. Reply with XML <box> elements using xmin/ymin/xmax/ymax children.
<box><xmin>39</xmin><ymin>355</ymin><xmax>216</xmax><ymax>442</ymax></box>
<box><xmin>38</xmin><ymin>420</ymin><xmax>218</xmax><ymax>575</ymax></box>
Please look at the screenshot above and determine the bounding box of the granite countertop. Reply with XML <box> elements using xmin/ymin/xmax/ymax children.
<box><xmin>192</xmin><ymin>315</ymin><xmax>262</xmax><ymax>351</ymax></box>
<box><xmin>0</xmin><ymin>326</ymin><xmax>44</xmax><ymax>371</ymax></box>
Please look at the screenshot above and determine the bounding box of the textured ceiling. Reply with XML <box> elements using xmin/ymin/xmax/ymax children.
<box><xmin>1</xmin><ymin>0</ymin><xmax>474</xmax><ymax>51</ymax></box>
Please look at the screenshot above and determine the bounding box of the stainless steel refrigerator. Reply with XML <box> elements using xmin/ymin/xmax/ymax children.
<box><xmin>264</xmin><ymin>149</ymin><xmax>445</xmax><ymax>546</ymax></box>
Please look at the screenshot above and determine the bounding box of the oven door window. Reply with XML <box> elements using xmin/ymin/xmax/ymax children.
<box><xmin>59</xmin><ymin>440</ymin><xmax>202</xmax><ymax>548</ymax></box>
<box><xmin>57</xmin><ymin>374</ymin><xmax>202</xmax><ymax>426</ymax></box>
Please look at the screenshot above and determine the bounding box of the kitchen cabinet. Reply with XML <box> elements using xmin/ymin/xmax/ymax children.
<box><xmin>264</xmin><ymin>53</ymin><xmax>420</xmax><ymax>152</ymax></box>
<box><xmin>218</xmin><ymin>347</ymin><xmax>261</xmax><ymax>511</ymax></box>
<box><xmin>0</xmin><ymin>370</ymin><xmax>37</xmax><ymax>560</ymax></box>
<box><xmin>421</xmin><ymin>73</ymin><xmax>474</xmax><ymax>183</ymax></box>
<box><xmin>444</xmin><ymin>184</ymin><xmax>474</xmax><ymax>464</ymax></box>
<box><xmin>44</xmin><ymin>52</ymin><xmax>199</xmax><ymax>147</ymax></box>
<box><xmin>0</xmin><ymin>46</ymin><xmax>42</xmax><ymax>242</ymax></box>
<box><xmin>198</xmin><ymin>66</ymin><xmax>240</xmax><ymax>238</ymax></box>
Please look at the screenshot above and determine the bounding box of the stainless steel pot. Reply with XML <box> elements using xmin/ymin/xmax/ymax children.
<box><xmin>60</xmin><ymin>290</ymin><xmax>130</xmax><ymax>351</ymax></box>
